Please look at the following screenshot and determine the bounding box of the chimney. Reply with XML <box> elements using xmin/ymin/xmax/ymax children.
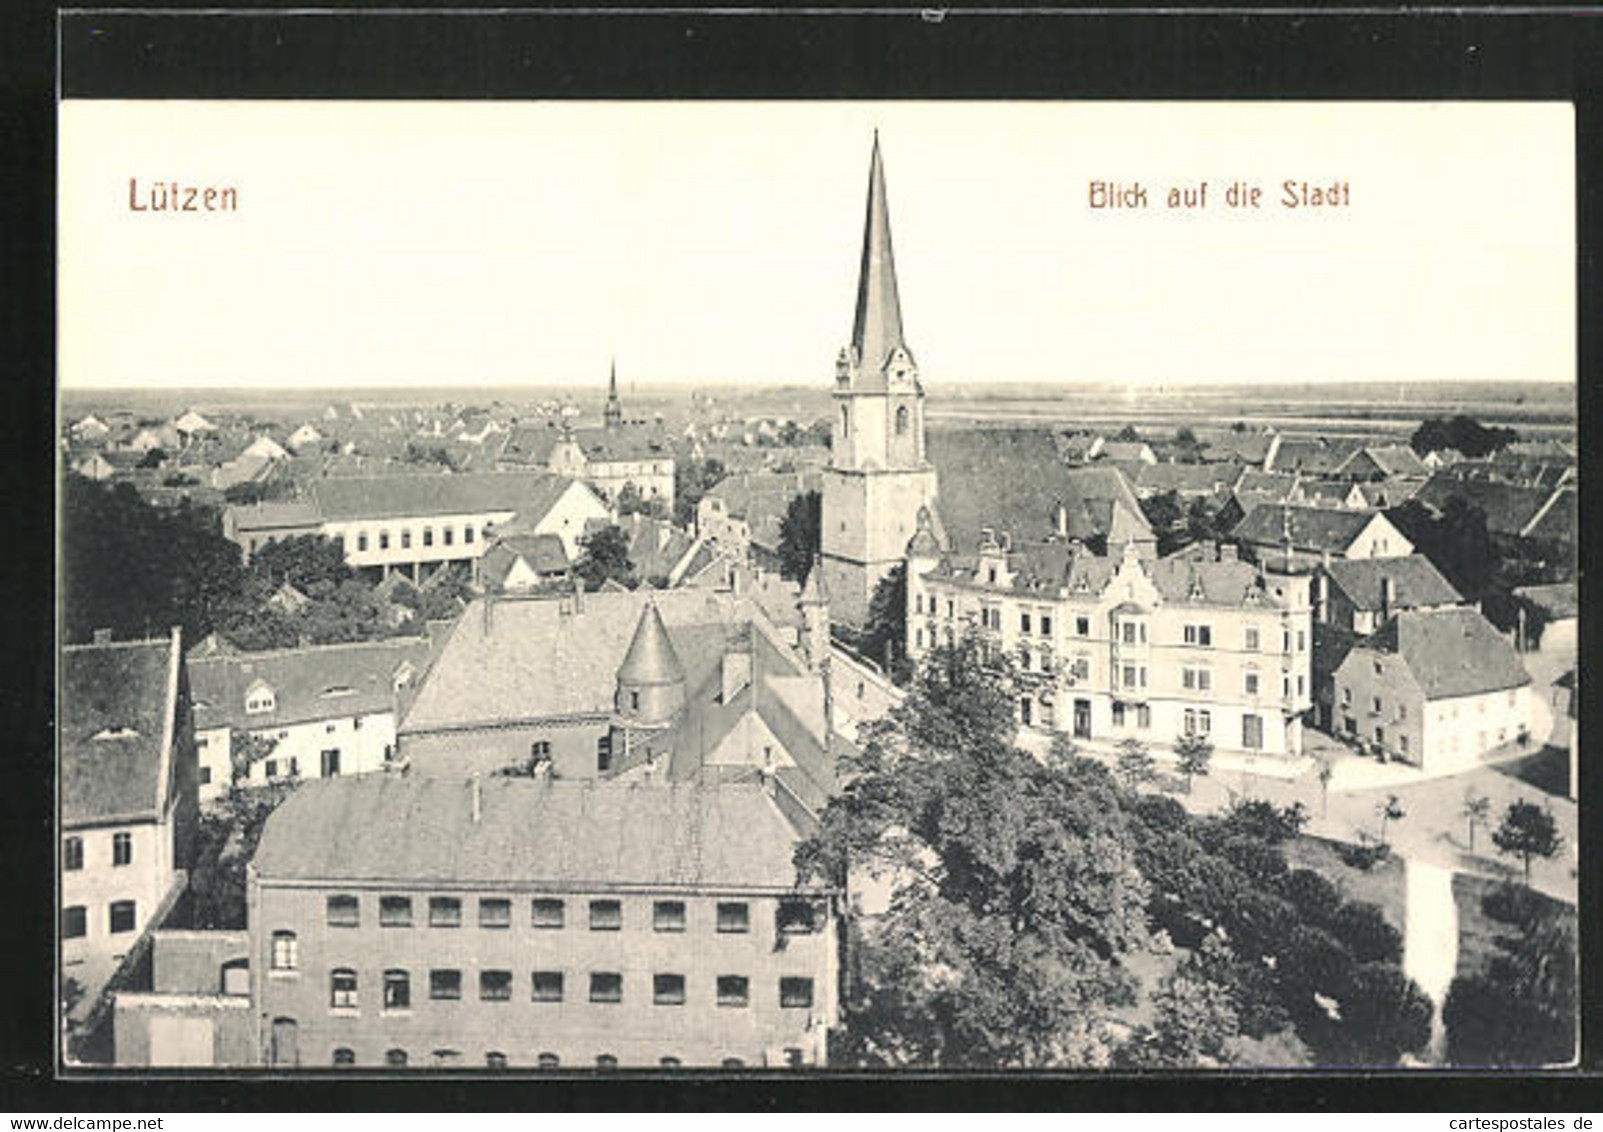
<box><xmin>92</xmin><ymin>628</ymin><xmax>113</xmax><ymax>645</ymax></box>
<box><xmin>574</xmin><ymin>575</ymin><xmax>585</xmax><ymax>614</ymax></box>
<box><xmin>1219</xmin><ymin>543</ymin><xmax>1237</xmax><ymax>563</ymax></box>
<box><xmin>1380</xmin><ymin>574</ymin><xmax>1395</xmax><ymax>622</ymax></box>
<box><xmin>469</xmin><ymin>774</ymin><xmax>482</xmax><ymax>823</ymax></box>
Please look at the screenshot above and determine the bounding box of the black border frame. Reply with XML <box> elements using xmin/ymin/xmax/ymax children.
<box><xmin>6</xmin><ymin>3</ymin><xmax>1601</xmax><ymax>1111</ymax></box>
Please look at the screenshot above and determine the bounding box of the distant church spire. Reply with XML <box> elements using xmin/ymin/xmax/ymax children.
<box><xmin>849</xmin><ymin>132</ymin><xmax>908</xmax><ymax>385</ymax></box>
<box><xmin>604</xmin><ymin>357</ymin><xmax>623</xmax><ymax>430</ymax></box>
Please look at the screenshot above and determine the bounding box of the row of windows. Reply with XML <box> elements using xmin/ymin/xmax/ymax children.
<box><xmin>349</xmin><ymin>523</ymin><xmax>480</xmax><ymax>555</ymax></box>
<box><xmin>63</xmin><ymin>900</ymin><xmax>136</xmax><ymax>938</ymax></box>
<box><xmin>328</xmin><ymin>1048</ymin><xmax>778</xmax><ymax>1069</ymax></box>
<box><xmin>62</xmin><ymin>831</ymin><xmax>132</xmax><ymax>871</ymax></box>
<box><xmin>320</xmin><ymin>968</ymin><xmax>815</xmax><ymax>1010</ymax></box>
<box><xmin>311</xmin><ymin>896</ymin><xmax>818</xmax><ymax>936</ymax></box>
<box><xmin>919</xmin><ymin>602</ymin><xmax>1303</xmax><ymax>656</ymax></box>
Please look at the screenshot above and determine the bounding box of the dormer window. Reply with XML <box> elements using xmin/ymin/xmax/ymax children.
<box><xmin>91</xmin><ymin>726</ymin><xmax>140</xmax><ymax>741</ymax></box>
<box><xmin>319</xmin><ymin>685</ymin><xmax>355</xmax><ymax>699</ymax></box>
<box><xmin>245</xmin><ymin>682</ymin><xmax>277</xmax><ymax>715</ymax></box>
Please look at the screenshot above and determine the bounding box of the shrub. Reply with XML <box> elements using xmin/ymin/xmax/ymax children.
<box><xmin>1336</xmin><ymin>841</ymin><xmax>1391</xmax><ymax>872</ymax></box>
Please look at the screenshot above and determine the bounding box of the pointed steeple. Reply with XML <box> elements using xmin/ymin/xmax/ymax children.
<box><xmin>604</xmin><ymin>357</ymin><xmax>623</xmax><ymax>430</ymax></box>
<box><xmin>618</xmin><ymin>602</ymin><xmax>685</xmax><ymax>686</ymax></box>
<box><xmin>616</xmin><ymin>601</ymin><xmax>686</xmax><ymax>727</ymax></box>
<box><xmin>850</xmin><ymin>132</ymin><xmax>909</xmax><ymax>388</ymax></box>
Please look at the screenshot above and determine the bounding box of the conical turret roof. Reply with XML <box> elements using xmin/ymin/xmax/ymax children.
<box><xmin>617</xmin><ymin>602</ymin><xmax>685</xmax><ymax>686</ymax></box>
<box><xmin>849</xmin><ymin>133</ymin><xmax>909</xmax><ymax>391</ymax></box>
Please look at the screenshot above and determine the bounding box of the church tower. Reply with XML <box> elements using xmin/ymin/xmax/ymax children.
<box><xmin>604</xmin><ymin>357</ymin><xmax>623</xmax><ymax>430</ymax></box>
<box><xmin>820</xmin><ymin>134</ymin><xmax>940</xmax><ymax>629</ymax></box>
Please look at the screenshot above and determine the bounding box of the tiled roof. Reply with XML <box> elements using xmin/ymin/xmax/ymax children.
<box><xmin>480</xmin><ymin>533</ymin><xmax>570</xmax><ymax>588</ymax></box>
<box><xmin>704</xmin><ymin>471</ymin><xmax>819</xmax><ymax>524</ymax></box>
<box><xmin>498</xmin><ymin>422</ymin><xmax>673</xmax><ymax>466</ymax></box>
<box><xmin>188</xmin><ymin>637</ymin><xmax>434</xmax><ymax>733</ymax></box>
<box><xmin>1231</xmin><ymin>503</ymin><xmax>1377</xmax><ymax>554</ymax></box>
<box><xmin>401</xmin><ymin>589</ymin><xmax>767</xmax><ymax>732</ymax></box>
<box><xmin>926</xmin><ymin>428</ymin><xmax>1151</xmax><ymax>551</ymax></box>
<box><xmin>1127</xmin><ymin>463</ymin><xmax>1235</xmax><ymax>495</ymax></box>
<box><xmin>252</xmin><ymin>775</ymin><xmax>815</xmax><ymax>892</ymax></box>
<box><xmin>1411</xmin><ymin>474</ymin><xmax>1556</xmax><ymax>539</ymax></box>
<box><xmin>1362</xmin><ymin>607</ymin><xmax>1531</xmax><ymax>699</ymax></box>
<box><xmin>1361</xmin><ymin>445</ymin><xmax>1430</xmax><ymax>479</ymax></box>
<box><xmin>1322</xmin><ymin>555</ymin><xmax>1461</xmax><ymax>613</ymax></box>
<box><xmin>1513</xmin><ymin>582</ymin><xmax>1578</xmax><ymax>619</ymax></box>
<box><xmin>310</xmin><ymin>472</ymin><xmax>575</xmax><ymax>522</ymax></box>
<box><xmin>1147</xmin><ymin>557</ymin><xmax>1273</xmax><ymax>606</ymax></box>
<box><xmin>62</xmin><ymin>633</ymin><xmax>178</xmax><ymax>826</ymax></box>
<box><xmin>1267</xmin><ymin>437</ymin><xmax>1362</xmax><ymax>475</ymax></box>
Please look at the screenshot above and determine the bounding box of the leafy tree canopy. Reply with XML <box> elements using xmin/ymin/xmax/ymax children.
<box><xmin>777</xmin><ymin>490</ymin><xmax>822</xmax><ymax>585</ymax></box>
<box><xmin>574</xmin><ymin>524</ymin><xmax>635</xmax><ymax>589</ymax></box>
<box><xmin>1410</xmin><ymin>414</ymin><xmax>1518</xmax><ymax>459</ymax></box>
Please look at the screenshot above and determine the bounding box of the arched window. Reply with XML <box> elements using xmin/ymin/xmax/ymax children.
<box><xmin>330</xmin><ymin>968</ymin><xmax>358</xmax><ymax>1009</ymax></box>
<box><xmin>383</xmin><ymin>969</ymin><xmax>410</xmax><ymax>1010</ymax></box>
<box><xmin>660</xmin><ymin>1056</ymin><xmax>682</xmax><ymax>1068</ymax></box>
<box><xmin>596</xmin><ymin>1054</ymin><xmax>618</xmax><ymax>1070</ymax></box>
<box><xmin>536</xmin><ymin>1052</ymin><xmax>560</xmax><ymax>1069</ymax></box>
<box><xmin>895</xmin><ymin>405</ymin><xmax>909</xmax><ymax>436</ymax></box>
<box><xmin>385</xmin><ymin>1049</ymin><xmax>408</xmax><ymax>1068</ymax></box>
<box><xmin>485</xmin><ymin>1052</ymin><xmax>508</xmax><ymax>1069</ymax></box>
<box><xmin>270</xmin><ymin>931</ymin><xmax>298</xmax><ymax>971</ymax></box>
<box><xmin>332</xmin><ymin>1048</ymin><xmax>356</xmax><ymax>1066</ymax></box>
<box><xmin>722</xmin><ymin>1057</ymin><xmax>745</xmax><ymax>1069</ymax></box>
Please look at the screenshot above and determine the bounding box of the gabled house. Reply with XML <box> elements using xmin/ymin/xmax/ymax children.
<box><xmin>285</xmin><ymin>423</ymin><xmax>324</xmax><ymax>452</ymax></box>
<box><xmin>1331</xmin><ymin>607</ymin><xmax>1533</xmax><ymax>772</ymax></box>
<box><xmin>1315</xmin><ymin>554</ymin><xmax>1463</xmax><ymax>636</ymax></box>
<box><xmin>477</xmin><ymin>533</ymin><xmax>571</xmax><ymax>593</ymax></box>
<box><xmin>186</xmin><ymin>637</ymin><xmax>436</xmax><ymax>802</ymax></box>
<box><xmin>1231</xmin><ymin>503</ymin><xmax>1412</xmax><ymax>569</ymax></box>
<box><xmin>174</xmin><ymin>410</ymin><xmax>217</xmax><ymax>439</ymax></box>
<box><xmin>61</xmin><ymin>628</ymin><xmax>199</xmax><ymax>1033</ymax></box>
<box><xmin>1332</xmin><ymin>444</ymin><xmax>1430</xmax><ymax>482</ymax></box>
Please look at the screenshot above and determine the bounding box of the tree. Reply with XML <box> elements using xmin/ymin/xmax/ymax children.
<box><xmin>1139</xmin><ymin>490</ymin><xmax>1187</xmax><ymax>555</ymax></box>
<box><xmin>1116</xmin><ymin>965</ymin><xmax>1241</xmax><ymax>1067</ymax></box>
<box><xmin>137</xmin><ymin>447</ymin><xmax>167</xmax><ymax>468</ymax></box>
<box><xmin>1376</xmin><ymin>794</ymin><xmax>1405</xmax><ymax>847</ymax></box>
<box><xmin>1409</xmin><ymin>414</ymin><xmax>1518</xmax><ymax>459</ymax></box>
<box><xmin>672</xmin><ymin>456</ymin><xmax>725</xmax><ymax>528</ymax></box>
<box><xmin>614</xmin><ymin>481</ymin><xmax>658</xmax><ymax>518</ymax></box>
<box><xmin>295</xmin><ymin>580</ymin><xmax>403</xmax><ymax>645</ymax></box>
<box><xmin>574</xmin><ymin>524</ymin><xmax>635</xmax><ymax>590</ymax></box>
<box><xmin>249</xmin><ymin>534</ymin><xmax>351</xmax><ymax>591</ymax></box>
<box><xmin>860</xmin><ymin>563</ymin><xmax>909</xmax><ymax>681</ymax></box>
<box><xmin>1174</xmin><ymin>733</ymin><xmax>1214</xmax><ymax>794</ymax></box>
<box><xmin>796</xmin><ymin>633</ymin><xmax>1150</xmax><ymax>1067</ymax></box>
<box><xmin>1113</xmin><ymin>425</ymin><xmax>1143</xmax><ymax>443</ymax></box>
<box><xmin>1445</xmin><ymin>905</ymin><xmax>1575</xmax><ymax>1067</ymax></box>
<box><xmin>805</xmin><ymin>419</ymin><xmax>833</xmax><ymax>448</ymax></box>
<box><xmin>1462</xmin><ymin>790</ymin><xmax>1492</xmax><ymax>854</ymax></box>
<box><xmin>228</xmin><ymin>730</ymin><xmax>279</xmax><ymax>787</ymax></box>
<box><xmin>61</xmin><ymin>476</ymin><xmax>247</xmax><ymax>645</ymax></box>
<box><xmin>1387</xmin><ymin>497</ymin><xmax>1501</xmax><ymax>603</ymax></box>
<box><xmin>1114</xmin><ymin>737</ymin><xmax>1156</xmax><ymax>793</ymax></box>
<box><xmin>186</xmin><ymin>778</ymin><xmax>301</xmax><ymax>930</ymax></box>
<box><xmin>1491</xmin><ymin>800</ymin><xmax>1563</xmax><ymax>883</ymax></box>
<box><xmin>777</xmin><ymin>490</ymin><xmax>822</xmax><ymax>584</ymax></box>
<box><xmin>1172</xmin><ymin>426</ymin><xmax>1203</xmax><ymax>463</ymax></box>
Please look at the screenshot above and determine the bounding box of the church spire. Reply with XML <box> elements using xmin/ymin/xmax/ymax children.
<box><xmin>849</xmin><ymin>132</ymin><xmax>908</xmax><ymax>387</ymax></box>
<box><xmin>604</xmin><ymin>356</ymin><xmax>622</xmax><ymax>430</ymax></box>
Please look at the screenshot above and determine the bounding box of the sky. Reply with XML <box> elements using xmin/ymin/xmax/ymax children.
<box><xmin>58</xmin><ymin>101</ymin><xmax>1574</xmax><ymax>391</ymax></box>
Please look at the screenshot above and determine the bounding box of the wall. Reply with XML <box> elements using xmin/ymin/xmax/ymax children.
<box><xmin>151</xmin><ymin>930</ymin><xmax>251</xmax><ymax>995</ymax></box>
<box><xmin>1422</xmin><ymin>686</ymin><xmax>1533</xmax><ymax>773</ymax></box>
<box><xmin>63</xmin><ymin>821</ymin><xmax>174</xmax><ymax>1000</ymax></box>
<box><xmin>113</xmin><ymin>995</ymin><xmax>253</xmax><ymax>1067</ymax></box>
<box><xmin>250</xmin><ymin>881</ymin><xmax>835</xmax><ymax>1069</ymax></box>
<box><xmin>909</xmin><ymin>564</ymin><xmax>1314</xmax><ymax>756</ymax></box>
<box><xmin>198</xmin><ymin>710</ymin><xmax>401</xmax><ymax>803</ymax></box>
